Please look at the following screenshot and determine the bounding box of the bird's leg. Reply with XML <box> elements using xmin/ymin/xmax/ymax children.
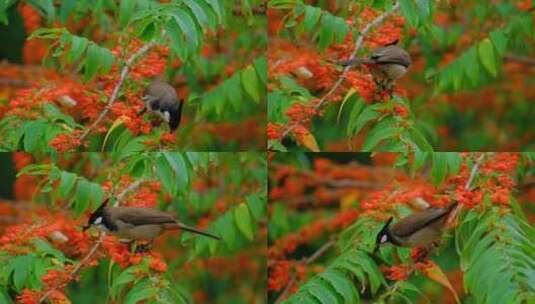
<box><xmin>134</xmin><ymin>241</ymin><xmax>153</xmax><ymax>253</ymax></box>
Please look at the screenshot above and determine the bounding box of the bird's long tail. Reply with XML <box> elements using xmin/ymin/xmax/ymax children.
<box><xmin>168</xmin><ymin>222</ymin><xmax>222</xmax><ymax>240</ymax></box>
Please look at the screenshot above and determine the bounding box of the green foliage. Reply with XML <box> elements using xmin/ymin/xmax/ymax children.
<box><xmin>283</xmin><ymin>249</ymin><xmax>385</xmax><ymax>304</ymax></box>
<box><xmin>456</xmin><ymin>210</ymin><xmax>535</xmax><ymax>302</ymax></box>
<box><xmin>0</xmin><ymin>104</ymin><xmax>82</xmax><ymax>153</ymax></box>
<box><xmin>435</xmin><ymin>11</ymin><xmax>534</xmax><ymax>92</ymax></box>
<box><xmin>200</xmin><ymin>57</ymin><xmax>267</xmax><ymax>116</ymax></box>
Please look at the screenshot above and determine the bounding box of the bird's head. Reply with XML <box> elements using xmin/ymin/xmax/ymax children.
<box><xmin>374</xmin><ymin>217</ymin><xmax>394</xmax><ymax>253</ymax></box>
<box><xmin>82</xmin><ymin>198</ymin><xmax>109</xmax><ymax>231</ymax></box>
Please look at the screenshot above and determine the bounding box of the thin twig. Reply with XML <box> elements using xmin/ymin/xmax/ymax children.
<box><xmin>78</xmin><ymin>42</ymin><xmax>156</xmax><ymax>143</ymax></box>
<box><xmin>274</xmin><ymin>239</ymin><xmax>336</xmax><ymax>303</ymax></box>
<box><xmin>464</xmin><ymin>154</ymin><xmax>486</xmax><ymax>190</ymax></box>
<box><xmin>268</xmin><ymin>1</ymin><xmax>401</xmax><ymax>150</ymax></box>
<box><xmin>39</xmin><ymin>180</ymin><xmax>146</xmax><ymax>303</ymax></box>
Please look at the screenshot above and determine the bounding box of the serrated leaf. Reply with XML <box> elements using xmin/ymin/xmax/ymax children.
<box><xmin>234</xmin><ymin>203</ymin><xmax>254</xmax><ymax>241</ymax></box>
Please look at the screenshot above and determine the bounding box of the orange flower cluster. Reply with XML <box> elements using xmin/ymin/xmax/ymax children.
<box><xmin>49</xmin><ymin>131</ymin><xmax>83</xmax><ymax>152</ymax></box>
<box><xmin>268</xmin><ymin>260</ymin><xmax>306</xmax><ymax>292</ymax></box>
<box><xmin>285</xmin><ymin>102</ymin><xmax>318</xmax><ymax>123</ymax></box>
<box><xmin>42</xmin><ymin>267</ymin><xmax>74</xmax><ymax>290</ymax></box>
<box><xmin>267</xmin><ymin>123</ymin><xmax>284</xmax><ymax>140</ymax></box>
<box><xmin>385</xmin><ymin>264</ymin><xmax>412</xmax><ymax>281</ymax></box>
<box><xmin>0</xmin><ymin>214</ymin><xmax>92</xmax><ymax>258</ymax></box>
<box><xmin>160</xmin><ymin>132</ymin><xmax>176</xmax><ymax>144</ymax></box>
<box><xmin>102</xmin><ymin>236</ymin><xmax>144</xmax><ymax>268</ymax></box>
<box><xmin>269</xmin><ymin>209</ymin><xmax>359</xmax><ymax>260</ymax></box>
<box><xmin>16</xmin><ymin>289</ymin><xmax>42</xmax><ymax>304</ymax></box>
<box><xmin>102</xmin><ymin>235</ymin><xmax>168</xmax><ymax>272</ymax></box>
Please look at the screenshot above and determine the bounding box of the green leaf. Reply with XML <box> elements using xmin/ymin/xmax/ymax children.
<box><xmin>84</xmin><ymin>44</ymin><xmax>100</xmax><ymax>81</ymax></box>
<box><xmin>318</xmin><ymin>14</ymin><xmax>335</xmax><ymax>51</ymax></box>
<box><xmin>124</xmin><ymin>280</ymin><xmax>157</xmax><ymax>304</ymax></box>
<box><xmin>241</xmin><ymin>65</ymin><xmax>260</xmax><ymax>102</ymax></box>
<box><xmin>246</xmin><ymin>194</ymin><xmax>265</xmax><ymax>220</ymax></box>
<box><xmin>408</xmin><ymin>127</ymin><xmax>433</xmax><ymax>152</ymax></box>
<box><xmin>445</xmin><ymin>152</ymin><xmax>462</xmax><ymax>175</ymax></box>
<box><xmin>431</xmin><ymin>152</ymin><xmax>448</xmax><ymax>185</ymax></box>
<box><xmin>303</xmin><ymin>5</ymin><xmax>321</xmax><ymax>32</ymax></box>
<box><xmin>489</xmin><ymin>30</ymin><xmax>508</xmax><ymax>56</ymax></box>
<box><xmin>307</xmin><ymin>280</ymin><xmax>341</xmax><ymax>303</ymax></box>
<box><xmin>74</xmin><ymin>179</ymin><xmax>92</xmax><ymax>217</ymax></box>
<box><xmin>163</xmin><ymin>152</ymin><xmax>189</xmax><ymax>192</ymax></box>
<box><xmin>362</xmin><ymin>126</ymin><xmax>402</xmax><ymax>151</ymax></box>
<box><xmin>183</xmin><ymin>0</ymin><xmax>209</xmax><ymax>29</ymax></box>
<box><xmin>119</xmin><ymin>0</ymin><xmax>135</xmax><ymax>27</ymax></box>
<box><xmin>23</xmin><ymin>120</ymin><xmax>45</xmax><ymax>153</ymax></box>
<box><xmin>478</xmin><ymin>38</ymin><xmax>498</xmax><ymax>77</ymax></box>
<box><xmin>234</xmin><ymin>203</ymin><xmax>254</xmax><ymax>241</ymax></box>
<box><xmin>68</xmin><ymin>35</ymin><xmax>88</xmax><ymax>64</ymax></box>
<box><xmin>8</xmin><ymin>255</ymin><xmax>35</xmax><ymax>292</ymax></box>
<box><xmin>400</xmin><ymin>0</ymin><xmax>418</xmax><ymax>27</ymax></box>
<box><xmin>171</xmin><ymin>8</ymin><xmax>200</xmax><ymax>50</ymax></box>
<box><xmin>348</xmin><ymin>103</ymin><xmax>380</xmax><ymax>136</ymax></box>
<box><xmin>155</xmin><ymin>155</ymin><xmax>177</xmax><ymax>196</ymax></box>
<box><xmin>28</xmin><ymin>0</ymin><xmax>55</xmax><ymax>23</ymax></box>
<box><xmin>58</xmin><ymin>171</ymin><xmax>77</xmax><ymax>198</ymax></box>
<box><xmin>320</xmin><ymin>270</ymin><xmax>359</xmax><ymax>304</ymax></box>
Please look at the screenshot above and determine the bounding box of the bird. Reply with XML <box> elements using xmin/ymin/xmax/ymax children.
<box><xmin>374</xmin><ymin>202</ymin><xmax>458</xmax><ymax>254</ymax></box>
<box><xmin>83</xmin><ymin>199</ymin><xmax>221</xmax><ymax>251</ymax></box>
<box><xmin>336</xmin><ymin>40</ymin><xmax>411</xmax><ymax>92</ymax></box>
<box><xmin>138</xmin><ymin>79</ymin><xmax>184</xmax><ymax>132</ymax></box>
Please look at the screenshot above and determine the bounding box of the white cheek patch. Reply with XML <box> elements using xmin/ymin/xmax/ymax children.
<box><xmin>380</xmin><ymin>235</ymin><xmax>388</xmax><ymax>243</ymax></box>
<box><xmin>163</xmin><ymin>111</ymin><xmax>170</xmax><ymax>123</ymax></box>
<box><xmin>93</xmin><ymin>217</ymin><xmax>103</xmax><ymax>225</ymax></box>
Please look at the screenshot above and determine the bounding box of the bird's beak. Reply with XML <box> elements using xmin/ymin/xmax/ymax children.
<box><xmin>373</xmin><ymin>243</ymin><xmax>380</xmax><ymax>254</ymax></box>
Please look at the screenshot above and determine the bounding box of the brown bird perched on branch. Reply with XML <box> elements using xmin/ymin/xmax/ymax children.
<box><xmin>336</xmin><ymin>40</ymin><xmax>411</xmax><ymax>92</ymax></box>
<box><xmin>138</xmin><ymin>79</ymin><xmax>184</xmax><ymax>132</ymax></box>
<box><xmin>83</xmin><ymin>199</ymin><xmax>220</xmax><ymax>251</ymax></box>
<box><xmin>374</xmin><ymin>202</ymin><xmax>458</xmax><ymax>257</ymax></box>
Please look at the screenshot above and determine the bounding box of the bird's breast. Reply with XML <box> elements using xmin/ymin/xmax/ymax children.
<box><xmin>114</xmin><ymin>223</ymin><xmax>165</xmax><ymax>241</ymax></box>
<box><xmin>380</xmin><ymin>64</ymin><xmax>407</xmax><ymax>80</ymax></box>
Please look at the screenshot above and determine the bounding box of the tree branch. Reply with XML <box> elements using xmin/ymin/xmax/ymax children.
<box><xmin>77</xmin><ymin>42</ymin><xmax>156</xmax><ymax>144</ymax></box>
<box><xmin>268</xmin><ymin>1</ymin><xmax>401</xmax><ymax>150</ymax></box>
<box><xmin>38</xmin><ymin>179</ymin><xmax>146</xmax><ymax>303</ymax></box>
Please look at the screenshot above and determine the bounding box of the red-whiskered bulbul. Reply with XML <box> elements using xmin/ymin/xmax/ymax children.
<box><xmin>83</xmin><ymin>199</ymin><xmax>221</xmax><ymax>246</ymax></box>
<box><xmin>337</xmin><ymin>40</ymin><xmax>411</xmax><ymax>91</ymax></box>
<box><xmin>138</xmin><ymin>80</ymin><xmax>184</xmax><ymax>132</ymax></box>
<box><xmin>374</xmin><ymin>202</ymin><xmax>457</xmax><ymax>254</ymax></box>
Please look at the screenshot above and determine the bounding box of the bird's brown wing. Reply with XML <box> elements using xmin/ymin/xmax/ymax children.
<box><xmin>370</xmin><ymin>46</ymin><xmax>411</xmax><ymax>67</ymax></box>
<box><xmin>145</xmin><ymin>81</ymin><xmax>177</xmax><ymax>100</ymax></box>
<box><xmin>111</xmin><ymin>207</ymin><xmax>177</xmax><ymax>225</ymax></box>
<box><xmin>391</xmin><ymin>207</ymin><xmax>451</xmax><ymax>238</ymax></box>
